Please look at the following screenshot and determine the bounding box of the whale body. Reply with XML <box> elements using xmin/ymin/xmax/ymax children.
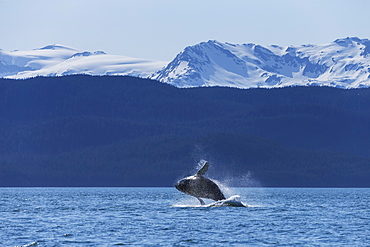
<box><xmin>175</xmin><ymin>161</ymin><xmax>226</xmax><ymax>205</ymax></box>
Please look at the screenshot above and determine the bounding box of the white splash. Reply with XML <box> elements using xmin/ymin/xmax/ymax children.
<box><xmin>172</xmin><ymin>195</ymin><xmax>248</xmax><ymax>208</ymax></box>
<box><xmin>206</xmin><ymin>195</ymin><xmax>247</xmax><ymax>207</ymax></box>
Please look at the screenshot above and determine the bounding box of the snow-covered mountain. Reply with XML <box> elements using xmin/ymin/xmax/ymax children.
<box><xmin>151</xmin><ymin>37</ymin><xmax>370</xmax><ymax>88</ymax></box>
<box><xmin>2</xmin><ymin>38</ymin><xmax>370</xmax><ymax>89</ymax></box>
<box><xmin>0</xmin><ymin>44</ymin><xmax>166</xmax><ymax>79</ymax></box>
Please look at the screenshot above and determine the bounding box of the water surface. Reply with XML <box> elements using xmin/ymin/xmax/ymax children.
<box><xmin>1</xmin><ymin>187</ymin><xmax>369</xmax><ymax>246</ymax></box>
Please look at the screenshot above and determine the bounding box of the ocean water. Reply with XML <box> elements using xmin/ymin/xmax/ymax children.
<box><xmin>1</xmin><ymin>187</ymin><xmax>369</xmax><ymax>246</ymax></box>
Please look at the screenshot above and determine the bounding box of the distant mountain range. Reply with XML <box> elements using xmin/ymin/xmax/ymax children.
<box><xmin>1</xmin><ymin>75</ymin><xmax>370</xmax><ymax>187</ymax></box>
<box><xmin>2</xmin><ymin>37</ymin><xmax>370</xmax><ymax>88</ymax></box>
<box><xmin>0</xmin><ymin>44</ymin><xmax>166</xmax><ymax>79</ymax></box>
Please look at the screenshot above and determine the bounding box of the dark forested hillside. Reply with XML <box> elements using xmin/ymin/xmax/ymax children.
<box><xmin>1</xmin><ymin>75</ymin><xmax>370</xmax><ymax>187</ymax></box>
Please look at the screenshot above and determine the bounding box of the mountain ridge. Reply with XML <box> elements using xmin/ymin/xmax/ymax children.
<box><xmin>151</xmin><ymin>37</ymin><xmax>370</xmax><ymax>88</ymax></box>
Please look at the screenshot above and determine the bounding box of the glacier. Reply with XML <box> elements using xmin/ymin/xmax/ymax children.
<box><xmin>2</xmin><ymin>38</ymin><xmax>370</xmax><ymax>89</ymax></box>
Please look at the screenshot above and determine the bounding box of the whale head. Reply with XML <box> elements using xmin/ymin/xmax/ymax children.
<box><xmin>175</xmin><ymin>175</ymin><xmax>195</xmax><ymax>194</ymax></box>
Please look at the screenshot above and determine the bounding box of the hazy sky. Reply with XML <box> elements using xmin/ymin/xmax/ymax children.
<box><xmin>1</xmin><ymin>0</ymin><xmax>370</xmax><ymax>61</ymax></box>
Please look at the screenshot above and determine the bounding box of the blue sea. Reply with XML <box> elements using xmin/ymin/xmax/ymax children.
<box><xmin>1</xmin><ymin>187</ymin><xmax>369</xmax><ymax>246</ymax></box>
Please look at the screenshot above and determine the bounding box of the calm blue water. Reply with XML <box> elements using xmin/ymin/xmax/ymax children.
<box><xmin>1</xmin><ymin>187</ymin><xmax>369</xmax><ymax>246</ymax></box>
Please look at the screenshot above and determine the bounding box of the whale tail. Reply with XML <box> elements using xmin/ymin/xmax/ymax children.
<box><xmin>196</xmin><ymin>161</ymin><xmax>209</xmax><ymax>176</ymax></box>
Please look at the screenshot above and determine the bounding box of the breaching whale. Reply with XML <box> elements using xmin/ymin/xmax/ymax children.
<box><xmin>175</xmin><ymin>161</ymin><xmax>226</xmax><ymax>205</ymax></box>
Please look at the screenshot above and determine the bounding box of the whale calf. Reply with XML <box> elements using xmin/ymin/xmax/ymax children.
<box><xmin>175</xmin><ymin>161</ymin><xmax>226</xmax><ymax>205</ymax></box>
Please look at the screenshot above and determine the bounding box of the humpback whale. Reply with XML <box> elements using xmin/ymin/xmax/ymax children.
<box><xmin>175</xmin><ymin>161</ymin><xmax>226</xmax><ymax>205</ymax></box>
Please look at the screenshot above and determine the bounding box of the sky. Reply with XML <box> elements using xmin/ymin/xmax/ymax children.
<box><xmin>1</xmin><ymin>0</ymin><xmax>370</xmax><ymax>61</ymax></box>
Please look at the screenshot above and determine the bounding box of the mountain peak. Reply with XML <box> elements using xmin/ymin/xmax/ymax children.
<box><xmin>333</xmin><ymin>37</ymin><xmax>370</xmax><ymax>46</ymax></box>
<box><xmin>36</xmin><ymin>44</ymin><xmax>78</xmax><ymax>51</ymax></box>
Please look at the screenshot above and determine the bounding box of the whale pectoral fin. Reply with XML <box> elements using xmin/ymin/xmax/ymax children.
<box><xmin>197</xmin><ymin>198</ymin><xmax>205</xmax><ymax>205</ymax></box>
<box><xmin>196</xmin><ymin>161</ymin><xmax>209</xmax><ymax>176</ymax></box>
